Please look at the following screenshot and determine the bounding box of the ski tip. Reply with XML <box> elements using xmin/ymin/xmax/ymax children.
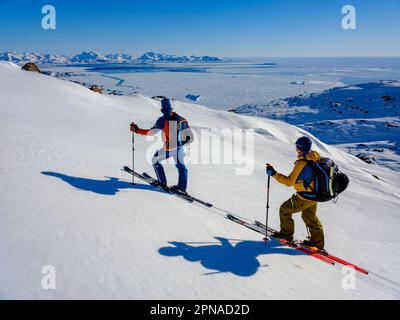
<box><xmin>355</xmin><ymin>268</ymin><xmax>369</xmax><ymax>275</ymax></box>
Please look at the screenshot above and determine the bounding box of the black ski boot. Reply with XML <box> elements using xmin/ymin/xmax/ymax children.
<box><xmin>155</xmin><ymin>181</ymin><xmax>168</xmax><ymax>189</ymax></box>
<box><xmin>271</xmin><ymin>231</ymin><xmax>293</xmax><ymax>243</ymax></box>
<box><xmin>170</xmin><ymin>185</ymin><xmax>187</xmax><ymax>194</ymax></box>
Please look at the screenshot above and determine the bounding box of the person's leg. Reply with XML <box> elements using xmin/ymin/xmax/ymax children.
<box><xmin>174</xmin><ymin>147</ymin><xmax>188</xmax><ymax>191</ymax></box>
<box><xmin>278</xmin><ymin>196</ymin><xmax>297</xmax><ymax>240</ymax></box>
<box><xmin>301</xmin><ymin>203</ymin><xmax>325</xmax><ymax>249</ymax></box>
<box><xmin>279</xmin><ymin>194</ymin><xmax>315</xmax><ymax>241</ymax></box>
<box><xmin>152</xmin><ymin>149</ymin><xmax>168</xmax><ymax>185</ymax></box>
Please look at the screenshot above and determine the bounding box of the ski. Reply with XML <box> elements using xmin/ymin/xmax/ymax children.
<box><xmin>122</xmin><ymin>166</ymin><xmax>151</xmax><ymax>182</ymax></box>
<box><xmin>141</xmin><ymin>172</ymin><xmax>213</xmax><ymax>208</ymax></box>
<box><xmin>226</xmin><ymin>214</ymin><xmax>335</xmax><ymax>265</ymax></box>
<box><xmin>301</xmin><ymin>244</ymin><xmax>369</xmax><ymax>275</ymax></box>
<box><xmin>183</xmin><ymin>194</ymin><xmax>213</xmax><ymax>208</ymax></box>
<box><xmin>226</xmin><ymin>213</ymin><xmax>267</xmax><ymax>235</ymax></box>
<box><xmin>254</xmin><ymin>220</ymin><xmax>368</xmax><ymax>274</ymax></box>
<box><xmin>122</xmin><ymin>166</ymin><xmax>194</xmax><ymax>203</ymax></box>
<box><xmin>141</xmin><ymin>172</ymin><xmax>194</xmax><ymax>202</ymax></box>
<box><xmin>122</xmin><ymin>166</ymin><xmax>213</xmax><ymax>207</ymax></box>
<box><xmin>276</xmin><ymin>239</ymin><xmax>335</xmax><ymax>265</ymax></box>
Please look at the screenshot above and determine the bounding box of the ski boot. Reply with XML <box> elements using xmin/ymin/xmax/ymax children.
<box><xmin>154</xmin><ymin>181</ymin><xmax>168</xmax><ymax>190</ymax></box>
<box><xmin>170</xmin><ymin>185</ymin><xmax>187</xmax><ymax>194</ymax></box>
<box><xmin>302</xmin><ymin>239</ymin><xmax>327</xmax><ymax>254</ymax></box>
<box><xmin>271</xmin><ymin>231</ymin><xmax>293</xmax><ymax>243</ymax></box>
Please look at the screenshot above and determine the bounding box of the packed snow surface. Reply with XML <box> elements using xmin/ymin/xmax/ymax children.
<box><xmin>1</xmin><ymin>62</ymin><xmax>400</xmax><ymax>299</ymax></box>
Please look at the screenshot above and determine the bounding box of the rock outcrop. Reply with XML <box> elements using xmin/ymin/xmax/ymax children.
<box><xmin>21</xmin><ymin>62</ymin><xmax>41</xmax><ymax>73</ymax></box>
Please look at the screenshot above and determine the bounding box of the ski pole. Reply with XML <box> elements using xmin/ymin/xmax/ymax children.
<box><xmin>265</xmin><ymin>175</ymin><xmax>271</xmax><ymax>241</ymax></box>
<box><xmin>132</xmin><ymin>131</ymin><xmax>135</xmax><ymax>185</ymax></box>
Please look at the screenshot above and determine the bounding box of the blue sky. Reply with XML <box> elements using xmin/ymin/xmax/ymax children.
<box><xmin>0</xmin><ymin>0</ymin><xmax>399</xmax><ymax>57</ymax></box>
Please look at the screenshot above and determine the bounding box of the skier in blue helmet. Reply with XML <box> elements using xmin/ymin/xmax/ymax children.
<box><xmin>130</xmin><ymin>98</ymin><xmax>193</xmax><ymax>193</ymax></box>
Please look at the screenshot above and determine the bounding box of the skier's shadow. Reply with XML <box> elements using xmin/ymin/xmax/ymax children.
<box><xmin>159</xmin><ymin>237</ymin><xmax>304</xmax><ymax>277</ymax></box>
<box><xmin>41</xmin><ymin>171</ymin><xmax>165</xmax><ymax>196</ymax></box>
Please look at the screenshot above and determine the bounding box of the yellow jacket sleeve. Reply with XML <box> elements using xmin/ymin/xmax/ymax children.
<box><xmin>274</xmin><ymin>161</ymin><xmax>306</xmax><ymax>187</ymax></box>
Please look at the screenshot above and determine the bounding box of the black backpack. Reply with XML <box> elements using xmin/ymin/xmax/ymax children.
<box><xmin>300</xmin><ymin>158</ymin><xmax>349</xmax><ymax>202</ymax></box>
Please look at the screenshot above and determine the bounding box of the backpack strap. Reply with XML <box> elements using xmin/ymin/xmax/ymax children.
<box><xmin>176</xmin><ymin>117</ymin><xmax>192</xmax><ymax>146</ymax></box>
<box><xmin>304</xmin><ymin>159</ymin><xmax>317</xmax><ymax>193</ymax></box>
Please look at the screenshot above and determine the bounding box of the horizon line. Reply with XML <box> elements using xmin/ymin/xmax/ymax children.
<box><xmin>1</xmin><ymin>50</ymin><xmax>400</xmax><ymax>60</ymax></box>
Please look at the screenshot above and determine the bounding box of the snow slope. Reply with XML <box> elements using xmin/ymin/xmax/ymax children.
<box><xmin>1</xmin><ymin>61</ymin><xmax>400</xmax><ymax>299</ymax></box>
<box><xmin>235</xmin><ymin>81</ymin><xmax>400</xmax><ymax>171</ymax></box>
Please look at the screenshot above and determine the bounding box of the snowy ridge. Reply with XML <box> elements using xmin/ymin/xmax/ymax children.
<box><xmin>0</xmin><ymin>51</ymin><xmax>222</xmax><ymax>65</ymax></box>
<box><xmin>0</xmin><ymin>61</ymin><xmax>399</xmax><ymax>299</ymax></box>
<box><xmin>137</xmin><ymin>52</ymin><xmax>222</xmax><ymax>63</ymax></box>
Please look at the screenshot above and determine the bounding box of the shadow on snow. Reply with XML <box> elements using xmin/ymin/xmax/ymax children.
<box><xmin>41</xmin><ymin>171</ymin><xmax>164</xmax><ymax>195</ymax></box>
<box><xmin>159</xmin><ymin>237</ymin><xmax>304</xmax><ymax>277</ymax></box>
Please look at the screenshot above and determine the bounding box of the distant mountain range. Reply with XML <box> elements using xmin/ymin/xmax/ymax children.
<box><xmin>136</xmin><ymin>52</ymin><xmax>221</xmax><ymax>63</ymax></box>
<box><xmin>0</xmin><ymin>51</ymin><xmax>222</xmax><ymax>65</ymax></box>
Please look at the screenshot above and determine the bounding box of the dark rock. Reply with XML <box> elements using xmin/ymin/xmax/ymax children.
<box><xmin>356</xmin><ymin>153</ymin><xmax>375</xmax><ymax>164</ymax></box>
<box><xmin>90</xmin><ymin>85</ymin><xmax>103</xmax><ymax>94</ymax></box>
<box><xmin>386</xmin><ymin>122</ymin><xmax>400</xmax><ymax>128</ymax></box>
<box><xmin>381</xmin><ymin>95</ymin><xmax>395</xmax><ymax>101</ymax></box>
<box><xmin>21</xmin><ymin>62</ymin><xmax>41</xmax><ymax>73</ymax></box>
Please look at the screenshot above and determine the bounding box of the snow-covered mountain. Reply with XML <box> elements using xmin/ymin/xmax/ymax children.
<box><xmin>0</xmin><ymin>51</ymin><xmax>58</xmax><ymax>64</ymax></box>
<box><xmin>0</xmin><ymin>61</ymin><xmax>399</xmax><ymax>299</ymax></box>
<box><xmin>0</xmin><ymin>51</ymin><xmax>22</xmax><ymax>63</ymax></box>
<box><xmin>104</xmin><ymin>53</ymin><xmax>136</xmax><ymax>63</ymax></box>
<box><xmin>137</xmin><ymin>51</ymin><xmax>222</xmax><ymax>63</ymax></box>
<box><xmin>0</xmin><ymin>51</ymin><xmax>222</xmax><ymax>65</ymax></box>
<box><xmin>40</xmin><ymin>53</ymin><xmax>69</xmax><ymax>64</ymax></box>
<box><xmin>68</xmin><ymin>51</ymin><xmax>110</xmax><ymax>64</ymax></box>
<box><xmin>0</xmin><ymin>51</ymin><xmax>85</xmax><ymax>64</ymax></box>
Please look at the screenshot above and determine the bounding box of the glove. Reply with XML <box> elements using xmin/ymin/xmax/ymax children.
<box><xmin>130</xmin><ymin>122</ymin><xmax>139</xmax><ymax>133</ymax></box>
<box><xmin>266</xmin><ymin>163</ymin><xmax>276</xmax><ymax>176</ymax></box>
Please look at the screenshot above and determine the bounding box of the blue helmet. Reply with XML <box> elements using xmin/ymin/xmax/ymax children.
<box><xmin>295</xmin><ymin>136</ymin><xmax>312</xmax><ymax>153</ymax></box>
<box><xmin>161</xmin><ymin>98</ymin><xmax>173</xmax><ymax>115</ymax></box>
